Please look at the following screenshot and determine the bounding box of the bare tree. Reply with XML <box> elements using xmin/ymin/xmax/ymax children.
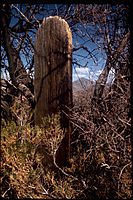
<box><xmin>69</xmin><ymin>4</ymin><xmax>130</xmax><ymax>102</ymax></box>
<box><xmin>1</xmin><ymin>4</ymin><xmax>39</xmax><ymax>108</ymax></box>
<box><xmin>0</xmin><ymin>4</ymin><xmax>78</xmax><ymax>121</ymax></box>
<box><xmin>1</xmin><ymin>4</ymin><xmax>130</xmax><ymax>121</ymax></box>
<box><xmin>1</xmin><ymin>4</ymin><xmax>131</xmax><ymax>199</ymax></box>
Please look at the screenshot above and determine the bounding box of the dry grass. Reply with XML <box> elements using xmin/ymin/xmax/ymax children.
<box><xmin>1</xmin><ymin>76</ymin><xmax>132</xmax><ymax>199</ymax></box>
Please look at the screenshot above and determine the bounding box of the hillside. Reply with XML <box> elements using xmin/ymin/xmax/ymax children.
<box><xmin>72</xmin><ymin>78</ymin><xmax>95</xmax><ymax>93</ymax></box>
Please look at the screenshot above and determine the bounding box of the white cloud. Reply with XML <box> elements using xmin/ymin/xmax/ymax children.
<box><xmin>74</xmin><ymin>67</ymin><xmax>89</xmax><ymax>75</ymax></box>
<box><xmin>73</xmin><ymin>67</ymin><xmax>103</xmax><ymax>82</ymax></box>
<box><xmin>90</xmin><ymin>70</ymin><xmax>102</xmax><ymax>78</ymax></box>
<box><xmin>73</xmin><ymin>66</ymin><xmax>115</xmax><ymax>83</ymax></box>
<box><xmin>73</xmin><ymin>67</ymin><xmax>90</xmax><ymax>81</ymax></box>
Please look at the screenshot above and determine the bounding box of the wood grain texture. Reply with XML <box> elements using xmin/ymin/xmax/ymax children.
<box><xmin>34</xmin><ymin>16</ymin><xmax>72</xmax><ymax>167</ymax></box>
<box><xmin>34</xmin><ymin>16</ymin><xmax>72</xmax><ymax>125</ymax></box>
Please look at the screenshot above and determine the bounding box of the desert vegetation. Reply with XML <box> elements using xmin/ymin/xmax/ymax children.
<box><xmin>1</xmin><ymin>4</ymin><xmax>132</xmax><ymax>199</ymax></box>
<box><xmin>1</xmin><ymin>77</ymin><xmax>132</xmax><ymax>199</ymax></box>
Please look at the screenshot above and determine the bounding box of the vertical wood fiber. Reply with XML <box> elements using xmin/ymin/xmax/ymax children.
<box><xmin>34</xmin><ymin>16</ymin><xmax>72</xmax><ymax>125</ymax></box>
<box><xmin>34</xmin><ymin>16</ymin><xmax>72</xmax><ymax>167</ymax></box>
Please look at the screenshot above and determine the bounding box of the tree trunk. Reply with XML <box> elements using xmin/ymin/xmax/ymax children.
<box><xmin>34</xmin><ymin>16</ymin><xmax>72</xmax><ymax>167</ymax></box>
<box><xmin>92</xmin><ymin>32</ymin><xmax>130</xmax><ymax>103</ymax></box>
<box><xmin>0</xmin><ymin>5</ymin><xmax>34</xmax><ymax>107</ymax></box>
<box><xmin>34</xmin><ymin>16</ymin><xmax>72</xmax><ymax>125</ymax></box>
<box><xmin>93</xmin><ymin>59</ymin><xmax>111</xmax><ymax>104</ymax></box>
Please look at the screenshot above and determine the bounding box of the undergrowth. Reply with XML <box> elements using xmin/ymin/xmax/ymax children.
<box><xmin>1</xmin><ymin>92</ymin><xmax>132</xmax><ymax>199</ymax></box>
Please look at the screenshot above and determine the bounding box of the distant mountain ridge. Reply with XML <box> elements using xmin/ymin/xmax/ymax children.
<box><xmin>72</xmin><ymin>78</ymin><xmax>95</xmax><ymax>93</ymax></box>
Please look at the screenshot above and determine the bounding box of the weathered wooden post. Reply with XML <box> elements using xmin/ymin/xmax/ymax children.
<box><xmin>34</xmin><ymin>16</ymin><xmax>72</xmax><ymax>167</ymax></box>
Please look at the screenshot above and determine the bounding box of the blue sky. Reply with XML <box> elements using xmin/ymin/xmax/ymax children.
<box><xmin>72</xmin><ymin>35</ymin><xmax>114</xmax><ymax>83</ymax></box>
<box><xmin>1</xmin><ymin>4</ymin><xmax>115</xmax><ymax>84</ymax></box>
<box><xmin>72</xmin><ymin>56</ymin><xmax>115</xmax><ymax>83</ymax></box>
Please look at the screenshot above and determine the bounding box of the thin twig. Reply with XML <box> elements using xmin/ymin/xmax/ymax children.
<box><xmin>2</xmin><ymin>187</ymin><xmax>11</xmax><ymax>198</ymax></box>
<box><xmin>53</xmin><ymin>151</ymin><xmax>87</xmax><ymax>189</ymax></box>
<box><xmin>119</xmin><ymin>162</ymin><xmax>132</xmax><ymax>180</ymax></box>
<box><xmin>12</xmin><ymin>5</ymin><xmax>33</xmax><ymax>25</ymax></box>
<box><xmin>118</xmin><ymin>117</ymin><xmax>131</xmax><ymax>127</ymax></box>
